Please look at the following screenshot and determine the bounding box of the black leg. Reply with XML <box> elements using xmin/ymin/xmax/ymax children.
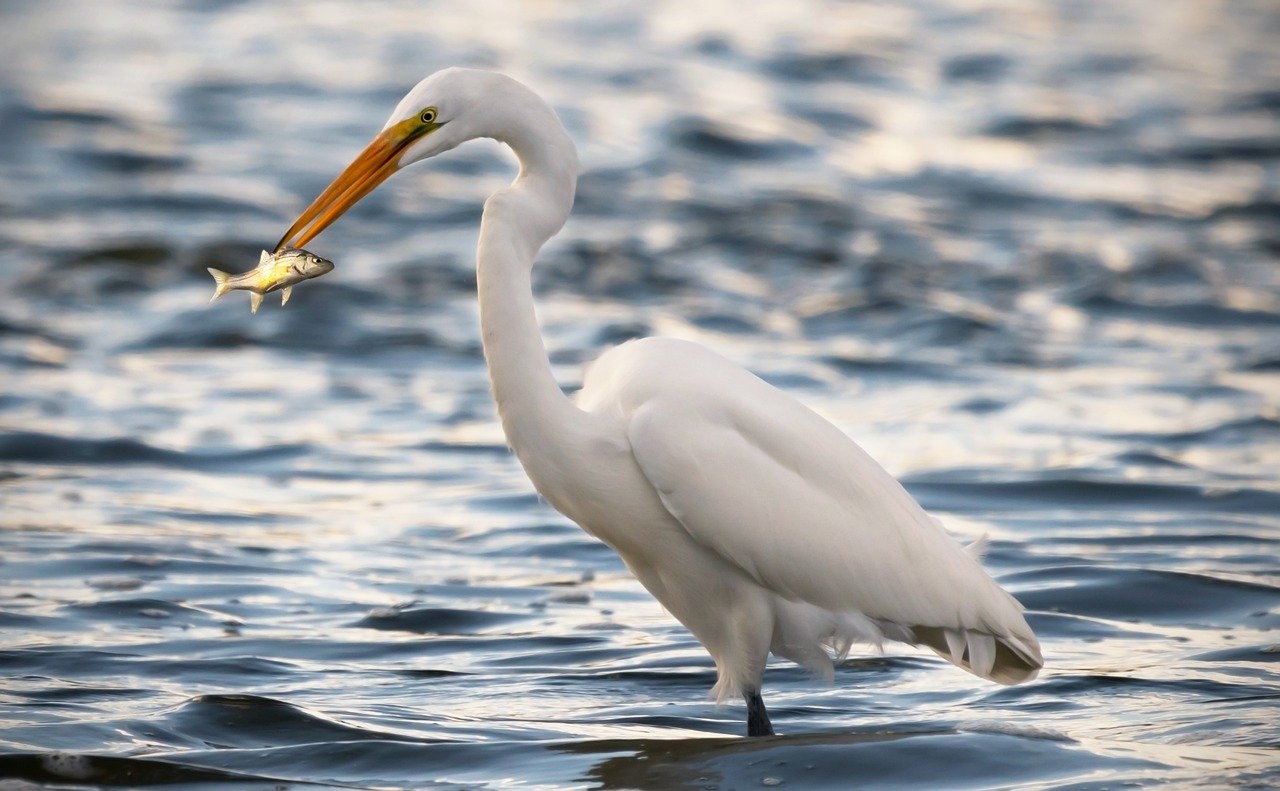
<box><xmin>745</xmin><ymin>688</ymin><xmax>775</xmax><ymax>737</ymax></box>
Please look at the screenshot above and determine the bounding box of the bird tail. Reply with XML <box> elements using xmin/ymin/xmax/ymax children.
<box><xmin>207</xmin><ymin>268</ymin><xmax>232</xmax><ymax>301</ymax></box>
<box><xmin>912</xmin><ymin>624</ymin><xmax>1043</xmax><ymax>685</ymax></box>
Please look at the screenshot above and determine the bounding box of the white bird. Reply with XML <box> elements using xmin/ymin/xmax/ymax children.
<box><xmin>274</xmin><ymin>68</ymin><xmax>1043</xmax><ymax>736</ymax></box>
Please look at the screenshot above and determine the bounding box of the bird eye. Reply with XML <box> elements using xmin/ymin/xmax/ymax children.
<box><xmin>420</xmin><ymin>107</ymin><xmax>438</xmax><ymax>124</ymax></box>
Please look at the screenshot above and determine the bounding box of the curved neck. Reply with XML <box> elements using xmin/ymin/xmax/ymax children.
<box><xmin>476</xmin><ymin>101</ymin><xmax>580</xmax><ymax>462</ymax></box>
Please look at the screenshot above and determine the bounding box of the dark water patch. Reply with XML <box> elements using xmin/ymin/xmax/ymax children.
<box><xmin>1230</xmin><ymin>88</ymin><xmax>1280</xmax><ymax>112</ymax></box>
<box><xmin>7</xmin><ymin>103</ymin><xmax>131</xmax><ymax>130</ymax></box>
<box><xmin>1116</xmin><ymin>416</ymin><xmax>1280</xmax><ymax>447</ymax></box>
<box><xmin>380</xmin><ymin>253</ymin><xmax>478</xmax><ymax>299</ymax></box>
<box><xmin>119</xmin><ymin>655</ymin><xmax>301</xmax><ymax>685</ymax></box>
<box><xmin>0</xmin><ymin>751</ymin><xmax>318</xmax><ymax>789</ymax></box>
<box><xmin>907</xmin><ymin>472</ymin><xmax>1280</xmax><ymax>515</ymax></box>
<box><xmin>677</xmin><ymin>190</ymin><xmax>855</xmax><ymax>269</ymax></box>
<box><xmin>0</xmin><ymin>648</ymin><xmax>141</xmax><ymax>677</ymax></box>
<box><xmin>1189</xmin><ymin>644</ymin><xmax>1280</xmax><ymax>663</ymax></box>
<box><xmin>1112</xmin><ymin>450</ymin><xmax>1192</xmax><ymax>469</ymax></box>
<box><xmin>942</xmin><ymin>53</ymin><xmax>1012</xmax><ymax>83</ymax></box>
<box><xmin>763</xmin><ymin>50</ymin><xmax>891</xmax><ymax>84</ymax></box>
<box><xmin>1041</xmin><ymin>528</ymin><xmax>1278</xmax><ymax>550</ymax></box>
<box><xmin>956</xmin><ymin>396</ymin><xmax>1008</xmax><ymax>414</ymax></box>
<box><xmin>71</xmin><ymin>148</ymin><xmax>187</xmax><ymax>174</ymax></box>
<box><xmin>1064</xmin><ymin>53</ymin><xmax>1146</xmax><ymax>78</ymax></box>
<box><xmin>394</xmin><ymin>667</ymin><xmax>473</xmax><ymax>679</ymax></box>
<box><xmin>984</xmin><ymin>115</ymin><xmax>1111</xmax><ymax>140</ymax></box>
<box><xmin>686</xmin><ymin>311</ymin><xmax>761</xmax><ymax>334</ymax></box>
<box><xmin>1009</xmin><ymin>566</ymin><xmax>1279</xmax><ymax>626</ymax></box>
<box><xmin>1244</xmin><ymin>354</ymin><xmax>1280</xmax><ymax>372</ymax></box>
<box><xmin>572</xmin><ymin>165</ymin><xmax>648</xmax><ymax>217</ymax></box>
<box><xmin>473</xmin><ymin>639</ymin><xmax>643</xmax><ymax>670</ymax></box>
<box><xmin>546</xmin><ymin>237</ymin><xmax>688</xmax><ymax>297</ymax></box>
<box><xmin>168</xmin><ymin>693</ymin><xmax>398</xmax><ymax>748</ymax></box>
<box><xmin>1025</xmin><ymin>611</ymin><xmax>1154</xmax><ymax>642</ymax></box>
<box><xmin>668</xmin><ymin>116</ymin><xmax>810</xmax><ymax>161</ymax></box>
<box><xmin>1208</xmin><ymin>197</ymin><xmax>1280</xmax><ymax>221</ymax></box>
<box><xmin>0</xmin><ymin>315</ymin><xmax>71</xmax><ymax>344</ymax></box>
<box><xmin>66</xmin><ymin>597</ymin><xmax>236</xmax><ymax>626</ymax></box>
<box><xmin>1080</xmin><ymin>293</ymin><xmax>1280</xmax><ymax>328</ymax></box>
<box><xmin>1006</xmin><ymin>673</ymin><xmax>1277</xmax><ymax>705</ymax></box>
<box><xmin>592</xmin><ymin>320</ymin><xmax>651</xmax><ymax>347</ymax></box>
<box><xmin>890</xmin><ymin>168</ymin><xmax>1107</xmax><ymax>218</ymax></box>
<box><xmin>1124</xmin><ymin>249</ymin><xmax>1212</xmax><ymax>287</ymax></box>
<box><xmin>568</xmin><ymin>730</ymin><xmax>1158</xmax><ymax>790</ymax></box>
<box><xmin>0</xmin><ymin>549</ymin><xmax>175</xmax><ymax>581</ymax></box>
<box><xmin>355</xmin><ymin>606</ymin><xmax>532</xmax><ymax>635</ymax></box>
<box><xmin>414</xmin><ymin>440</ymin><xmax>510</xmax><ymax>456</ymax></box>
<box><xmin>172</xmin><ymin>80</ymin><xmax>261</xmax><ymax>136</ymax></box>
<box><xmin>143</xmin><ymin>299</ymin><xmax>477</xmax><ymax>357</ymax></box>
<box><xmin>63</xmin><ymin>241</ymin><xmax>174</xmax><ymax>268</ymax></box>
<box><xmin>462</xmin><ymin>534</ymin><xmax>616</xmax><ymax>562</ymax></box>
<box><xmin>798</xmin><ymin>295</ymin><xmax>998</xmax><ymax>345</ymax></box>
<box><xmin>0</xmin><ymin>430</ymin><xmax>310</xmax><ymax>473</ymax></box>
<box><xmin>823</xmin><ymin>353</ymin><xmax>960</xmax><ymax>381</ymax></box>
<box><xmin>9</xmin><ymin>682</ymin><xmax>154</xmax><ymax>704</ymax></box>
<box><xmin>0</xmin><ymin>610</ymin><xmax>63</xmax><ymax>630</ymax></box>
<box><xmin>1148</xmin><ymin>138</ymin><xmax>1280</xmax><ymax>165</ymax></box>
<box><xmin>549</xmin><ymin>668</ymin><xmax>720</xmax><ymax>692</ymax></box>
<box><xmin>786</xmin><ymin>104</ymin><xmax>876</xmax><ymax>133</ymax></box>
<box><xmin>152</xmin><ymin>739</ymin><xmax>545</xmax><ymax>787</ymax></box>
<box><xmin>85</xmin><ymin>190</ymin><xmax>273</xmax><ymax>217</ymax></box>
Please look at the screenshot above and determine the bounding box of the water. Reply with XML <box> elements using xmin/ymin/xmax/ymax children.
<box><xmin>1</xmin><ymin>0</ymin><xmax>1278</xmax><ymax>787</ymax></box>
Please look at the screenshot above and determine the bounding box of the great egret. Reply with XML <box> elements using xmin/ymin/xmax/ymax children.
<box><xmin>275</xmin><ymin>68</ymin><xmax>1043</xmax><ymax>736</ymax></box>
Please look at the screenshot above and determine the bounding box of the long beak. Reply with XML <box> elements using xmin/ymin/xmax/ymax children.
<box><xmin>275</xmin><ymin>117</ymin><xmax>428</xmax><ymax>252</ymax></box>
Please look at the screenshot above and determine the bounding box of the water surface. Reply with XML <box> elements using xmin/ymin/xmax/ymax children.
<box><xmin>1</xmin><ymin>0</ymin><xmax>1278</xmax><ymax>788</ymax></box>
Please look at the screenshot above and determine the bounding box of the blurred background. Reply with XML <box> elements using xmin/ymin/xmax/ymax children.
<box><xmin>1</xmin><ymin>0</ymin><xmax>1277</xmax><ymax>787</ymax></box>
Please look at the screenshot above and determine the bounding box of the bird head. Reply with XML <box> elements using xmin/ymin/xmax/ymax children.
<box><xmin>275</xmin><ymin>68</ymin><xmax>521</xmax><ymax>251</ymax></box>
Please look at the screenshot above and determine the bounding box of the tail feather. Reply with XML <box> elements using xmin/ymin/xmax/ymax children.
<box><xmin>207</xmin><ymin>268</ymin><xmax>231</xmax><ymax>301</ymax></box>
<box><xmin>913</xmin><ymin>625</ymin><xmax>1043</xmax><ymax>685</ymax></box>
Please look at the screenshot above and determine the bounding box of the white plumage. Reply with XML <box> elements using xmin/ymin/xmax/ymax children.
<box><xmin>276</xmin><ymin>68</ymin><xmax>1043</xmax><ymax>736</ymax></box>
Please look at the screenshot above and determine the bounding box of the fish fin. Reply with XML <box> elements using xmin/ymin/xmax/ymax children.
<box><xmin>250</xmin><ymin>291</ymin><xmax>264</xmax><ymax>314</ymax></box>
<box><xmin>207</xmin><ymin>268</ymin><xmax>232</xmax><ymax>301</ymax></box>
<box><xmin>259</xmin><ymin>250</ymin><xmax>272</xmax><ymax>267</ymax></box>
<box><xmin>281</xmin><ymin>286</ymin><xmax>293</xmax><ymax>307</ymax></box>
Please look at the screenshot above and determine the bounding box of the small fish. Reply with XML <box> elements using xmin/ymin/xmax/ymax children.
<box><xmin>208</xmin><ymin>247</ymin><xmax>335</xmax><ymax>313</ymax></box>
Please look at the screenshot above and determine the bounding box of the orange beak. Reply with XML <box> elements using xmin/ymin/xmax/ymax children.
<box><xmin>275</xmin><ymin>116</ymin><xmax>431</xmax><ymax>252</ymax></box>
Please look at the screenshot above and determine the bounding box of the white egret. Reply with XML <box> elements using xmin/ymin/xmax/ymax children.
<box><xmin>275</xmin><ymin>68</ymin><xmax>1042</xmax><ymax>736</ymax></box>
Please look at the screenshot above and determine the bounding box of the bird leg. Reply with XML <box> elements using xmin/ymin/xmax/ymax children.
<box><xmin>745</xmin><ymin>688</ymin><xmax>775</xmax><ymax>737</ymax></box>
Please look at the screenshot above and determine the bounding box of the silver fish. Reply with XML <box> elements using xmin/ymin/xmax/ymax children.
<box><xmin>208</xmin><ymin>247</ymin><xmax>335</xmax><ymax>313</ymax></box>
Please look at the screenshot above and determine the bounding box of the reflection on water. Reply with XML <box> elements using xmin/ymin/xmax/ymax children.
<box><xmin>1</xmin><ymin>0</ymin><xmax>1278</xmax><ymax>787</ymax></box>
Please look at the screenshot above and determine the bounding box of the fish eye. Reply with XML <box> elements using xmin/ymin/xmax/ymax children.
<box><xmin>420</xmin><ymin>107</ymin><xmax>438</xmax><ymax>124</ymax></box>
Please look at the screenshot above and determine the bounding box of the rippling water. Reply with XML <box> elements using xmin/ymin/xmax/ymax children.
<box><xmin>2</xmin><ymin>0</ymin><xmax>1278</xmax><ymax>788</ymax></box>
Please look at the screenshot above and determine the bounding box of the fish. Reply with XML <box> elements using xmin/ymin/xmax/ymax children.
<box><xmin>207</xmin><ymin>247</ymin><xmax>335</xmax><ymax>313</ymax></box>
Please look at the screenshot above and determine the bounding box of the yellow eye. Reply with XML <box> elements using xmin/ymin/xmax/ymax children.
<box><xmin>420</xmin><ymin>107</ymin><xmax>438</xmax><ymax>124</ymax></box>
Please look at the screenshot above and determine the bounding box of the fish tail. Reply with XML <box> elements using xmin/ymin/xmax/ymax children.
<box><xmin>207</xmin><ymin>268</ymin><xmax>232</xmax><ymax>301</ymax></box>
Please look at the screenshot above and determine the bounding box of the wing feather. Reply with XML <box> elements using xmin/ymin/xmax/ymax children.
<box><xmin>606</xmin><ymin>339</ymin><xmax>1040</xmax><ymax>681</ymax></box>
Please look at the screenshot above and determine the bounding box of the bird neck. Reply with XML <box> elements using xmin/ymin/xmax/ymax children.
<box><xmin>475</xmin><ymin>107</ymin><xmax>581</xmax><ymax>462</ymax></box>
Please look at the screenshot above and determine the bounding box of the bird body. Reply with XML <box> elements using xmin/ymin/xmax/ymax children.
<box><xmin>272</xmin><ymin>68</ymin><xmax>1042</xmax><ymax>735</ymax></box>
